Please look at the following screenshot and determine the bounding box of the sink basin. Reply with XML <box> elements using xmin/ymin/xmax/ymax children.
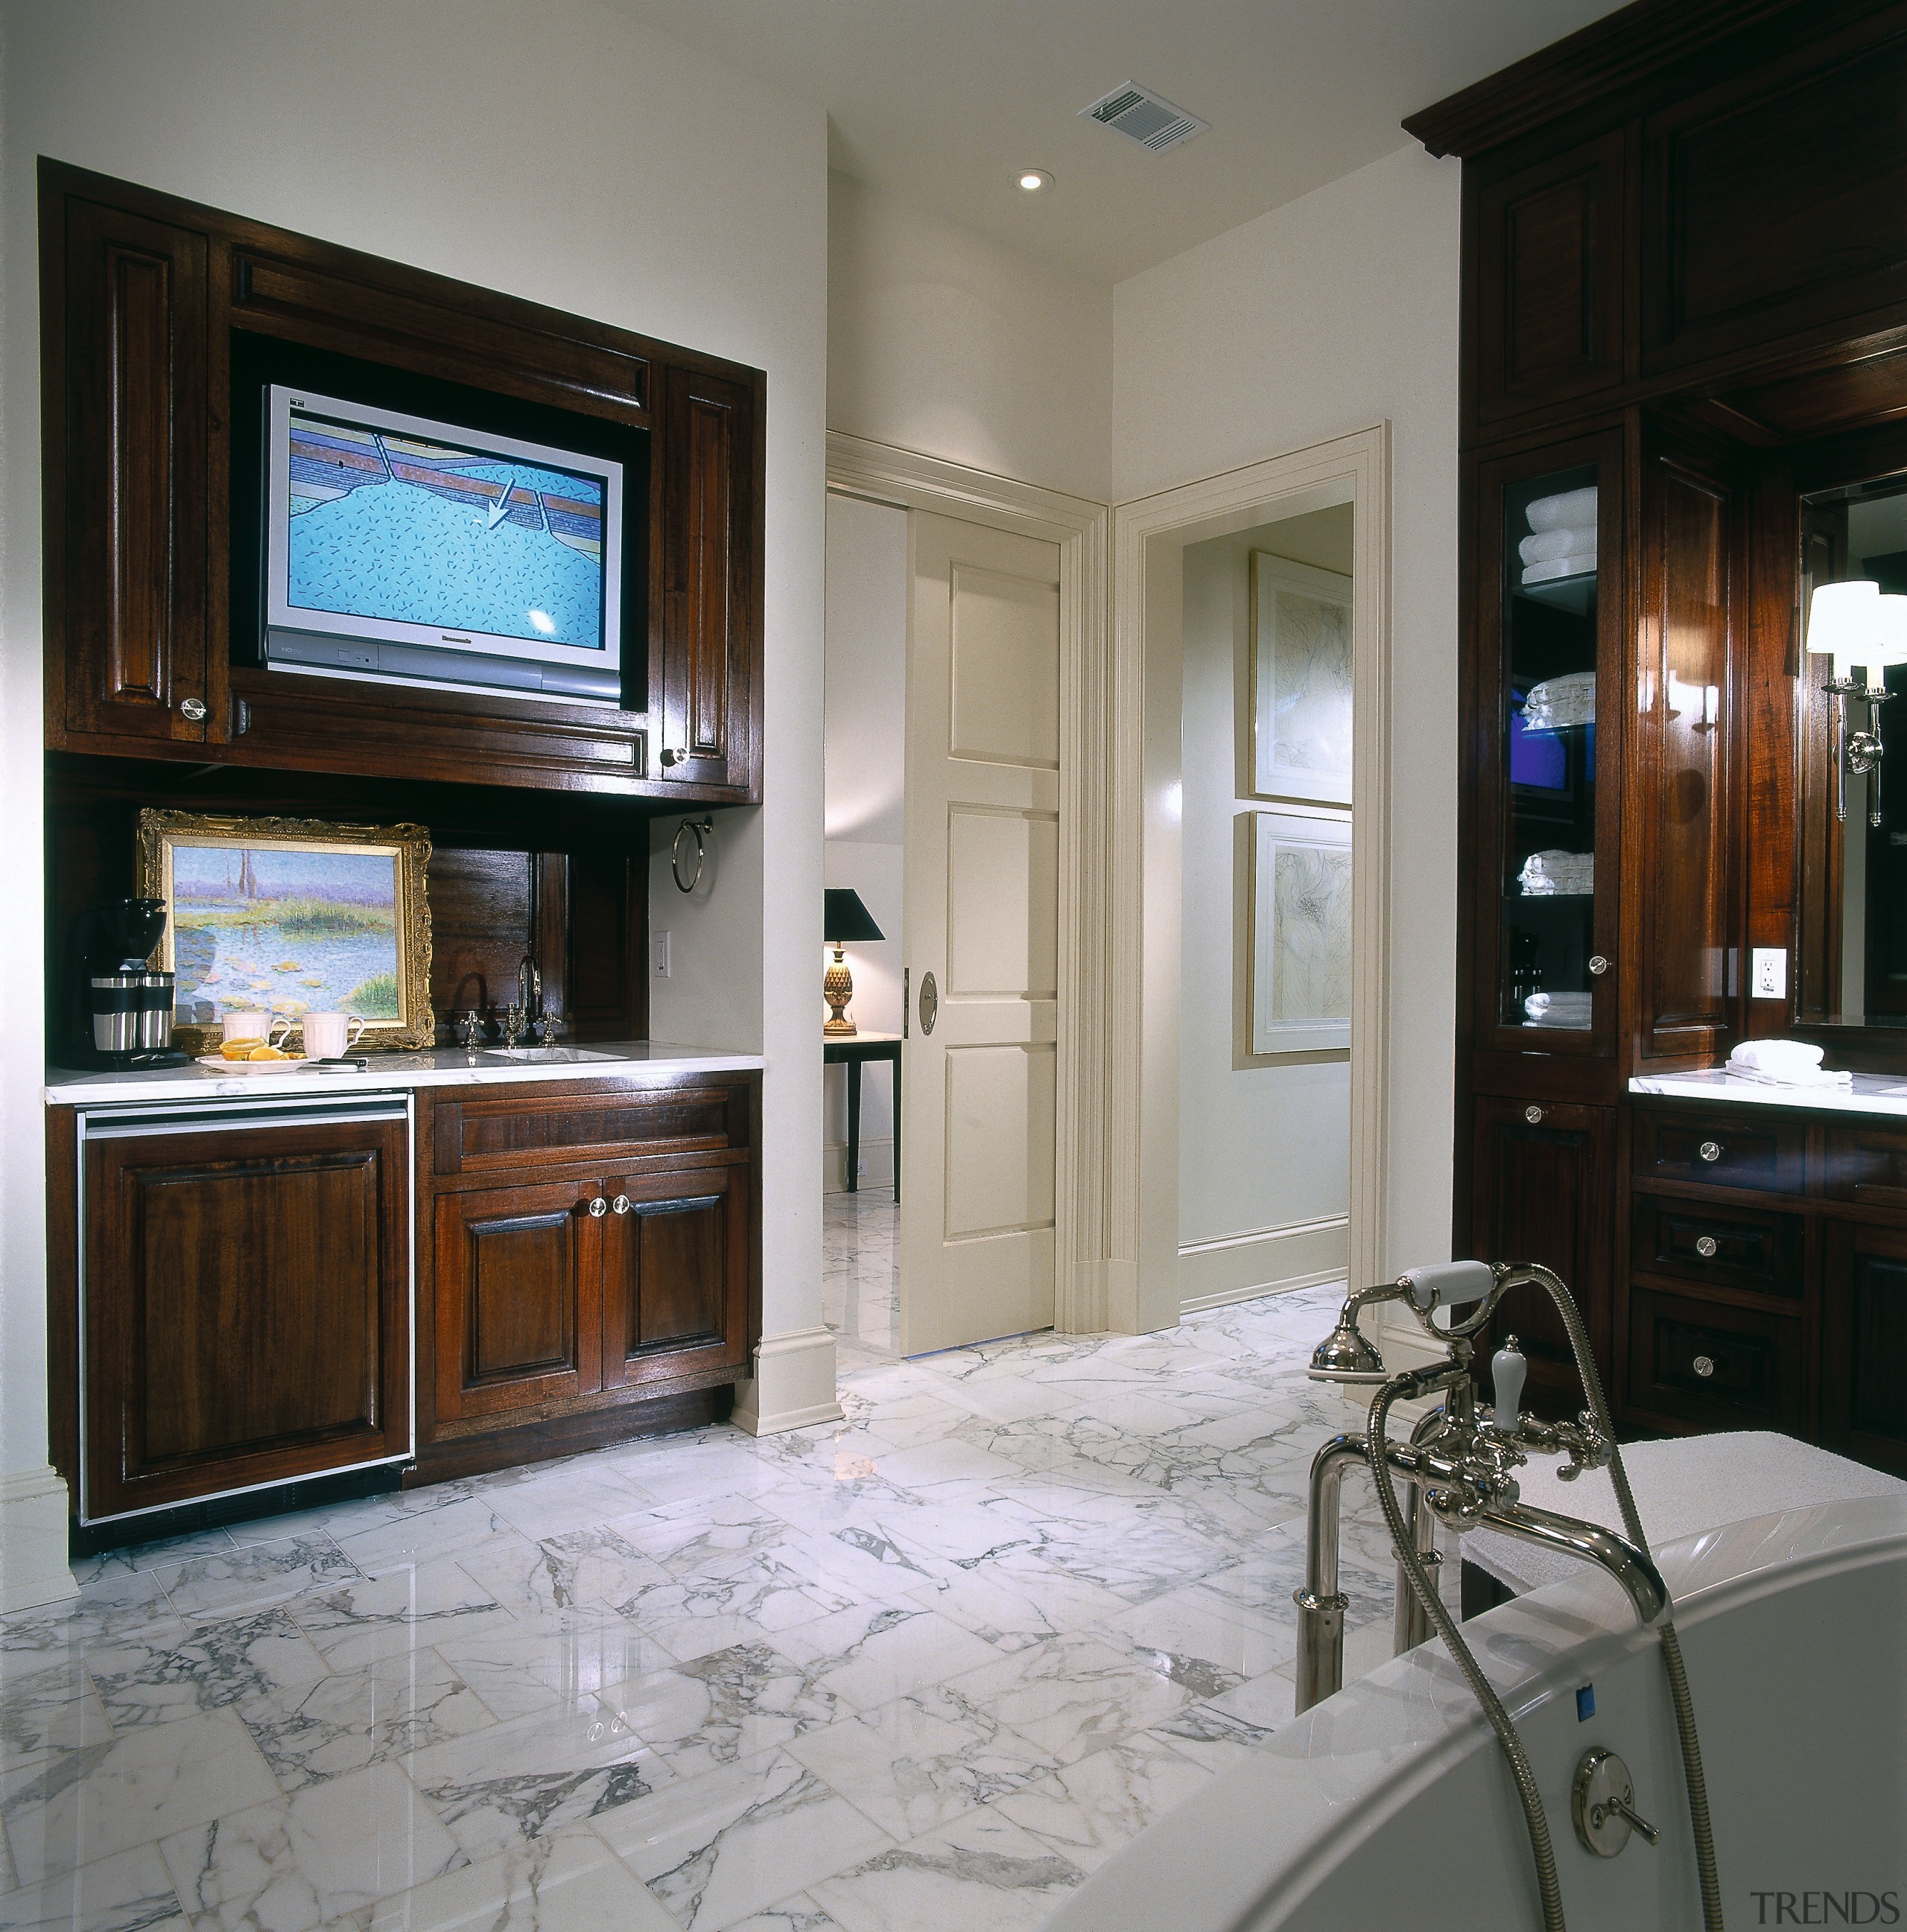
<box><xmin>479</xmin><ymin>1046</ymin><xmax>621</xmax><ymax>1064</ymax></box>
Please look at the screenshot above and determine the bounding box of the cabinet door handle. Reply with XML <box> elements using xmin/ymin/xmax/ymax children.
<box><xmin>1692</xmin><ymin>1353</ymin><xmax>1717</xmax><ymax>1379</ymax></box>
<box><xmin>1698</xmin><ymin>1140</ymin><xmax>1722</xmax><ymax>1163</ymax></box>
<box><xmin>1695</xmin><ymin>1235</ymin><xmax>1719</xmax><ymax>1259</ymax></box>
<box><xmin>587</xmin><ymin>1195</ymin><xmax>609</xmax><ymax>1217</ymax></box>
<box><xmin>1525</xmin><ymin>1105</ymin><xmax>1544</xmax><ymax>1125</ymax></box>
<box><xmin>1588</xmin><ymin>955</ymin><xmax>1609</xmax><ymax>976</ymax></box>
<box><xmin>611</xmin><ymin>1194</ymin><xmax>632</xmax><ymax>1215</ymax></box>
<box><xmin>661</xmin><ymin>746</ymin><xmax>688</xmax><ymax>766</ymax></box>
<box><xmin>918</xmin><ymin>970</ymin><xmax>938</xmax><ymax>1036</ymax></box>
<box><xmin>179</xmin><ymin>696</ymin><xmax>207</xmax><ymax>722</ymax></box>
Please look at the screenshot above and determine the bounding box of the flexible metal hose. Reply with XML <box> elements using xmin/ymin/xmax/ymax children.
<box><xmin>1517</xmin><ymin>1265</ymin><xmax>1726</xmax><ymax>1932</ymax></box>
<box><xmin>1368</xmin><ymin>1376</ymin><xmax>1569</xmax><ymax>1932</ymax></box>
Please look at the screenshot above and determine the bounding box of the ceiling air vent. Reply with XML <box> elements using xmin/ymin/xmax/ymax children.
<box><xmin>1079</xmin><ymin>81</ymin><xmax>1208</xmax><ymax>153</ymax></box>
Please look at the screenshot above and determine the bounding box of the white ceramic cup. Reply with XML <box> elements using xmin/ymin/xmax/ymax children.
<box><xmin>222</xmin><ymin>1008</ymin><xmax>293</xmax><ymax>1049</ymax></box>
<box><xmin>302</xmin><ymin>1012</ymin><xmax>368</xmax><ymax>1059</ymax></box>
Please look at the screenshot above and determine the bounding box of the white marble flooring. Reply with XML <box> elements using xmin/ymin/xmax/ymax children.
<box><xmin>0</xmin><ymin>1199</ymin><xmax>1403</xmax><ymax>1932</ymax></box>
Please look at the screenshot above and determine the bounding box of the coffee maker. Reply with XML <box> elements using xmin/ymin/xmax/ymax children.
<box><xmin>78</xmin><ymin>897</ymin><xmax>190</xmax><ymax>1070</ymax></box>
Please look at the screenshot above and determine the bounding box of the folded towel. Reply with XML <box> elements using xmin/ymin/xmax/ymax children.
<box><xmin>1526</xmin><ymin>486</ymin><xmax>1599</xmax><ymax>533</ymax></box>
<box><xmin>1521</xmin><ymin>671</ymin><xmax>1596</xmax><ymax>731</ymax></box>
<box><xmin>1520</xmin><ymin>527</ymin><xmax>1598</xmax><ymax>567</ymax></box>
<box><xmin>1519</xmin><ymin>849</ymin><xmax>1594</xmax><ymax>896</ymax></box>
<box><xmin>1725</xmin><ymin>1065</ymin><xmax>1852</xmax><ymax>1091</ymax></box>
<box><xmin>1523</xmin><ymin>556</ymin><xmax>1597</xmax><ymax>586</ymax></box>
<box><xmin>1525</xmin><ymin>991</ymin><xmax>1593</xmax><ymax>1027</ymax></box>
<box><xmin>1729</xmin><ymin>1039</ymin><xmax>1825</xmax><ymax>1077</ymax></box>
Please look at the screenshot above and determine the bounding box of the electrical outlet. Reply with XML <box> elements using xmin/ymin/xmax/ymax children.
<box><xmin>1751</xmin><ymin>947</ymin><xmax>1787</xmax><ymax>1000</ymax></box>
<box><xmin>857</xmin><ymin>1157</ymin><xmax>867</xmax><ymax>1175</ymax></box>
<box><xmin>653</xmin><ymin>930</ymin><xmax>671</xmax><ymax>979</ymax></box>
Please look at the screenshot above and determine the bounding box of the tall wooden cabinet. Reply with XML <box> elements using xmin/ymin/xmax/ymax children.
<box><xmin>1424</xmin><ymin>0</ymin><xmax>1907</xmax><ymax>1460</ymax></box>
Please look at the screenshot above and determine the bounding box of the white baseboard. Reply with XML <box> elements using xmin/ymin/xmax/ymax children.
<box><xmin>732</xmin><ymin>1326</ymin><xmax>843</xmax><ymax>1435</ymax></box>
<box><xmin>1178</xmin><ymin>1214</ymin><xmax>1348</xmax><ymax>1316</ymax></box>
<box><xmin>823</xmin><ymin>1136</ymin><xmax>894</xmax><ymax>1194</ymax></box>
<box><xmin>0</xmin><ymin>1466</ymin><xmax>77</xmax><ymax>1615</ymax></box>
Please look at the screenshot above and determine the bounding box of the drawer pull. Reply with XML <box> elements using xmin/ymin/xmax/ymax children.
<box><xmin>1525</xmin><ymin>1105</ymin><xmax>1544</xmax><ymax>1125</ymax></box>
<box><xmin>1698</xmin><ymin>1140</ymin><xmax>1722</xmax><ymax>1163</ymax></box>
<box><xmin>1692</xmin><ymin>1354</ymin><xmax>1716</xmax><ymax>1379</ymax></box>
<box><xmin>611</xmin><ymin>1194</ymin><xmax>632</xmax><ymax>1215</ymax></box>
<box><xmin>1695</xmin><ymin>1235</ymin><xmax>1719</xmax><ymax>1259</ymax></box>
<box><xmin>1588</xmin><ymin>955</ymin><xmax>1609</xmax><ymax>976</ymax></box>
<box><xmin>587</xmin><ymin>1195</ymin><xmax>608</xmax><ymax>1218</ymax></box>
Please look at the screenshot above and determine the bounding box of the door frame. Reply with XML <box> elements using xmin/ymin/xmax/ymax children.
<box><xmin>1110</xmin><ymin>426</ymin><xmax>1393</xmax><ymax>1329</ymax></box>
<box><xmin>825</xmin><ymin>432</ymin><xmax>1109</xmax><ymax>1334</ymax></box>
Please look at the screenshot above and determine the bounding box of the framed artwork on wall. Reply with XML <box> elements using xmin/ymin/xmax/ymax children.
<box><xmin>1250</xmin><ymin>552</ymin><xmax>1353</xmax><ymax>804</ymax></box>
<box><xmin>1246</xmin><ymin>807</ymin><xmax>1352</xmax><ymax>1058</ymax></box>
<box><xmin>135</xmin><ymin>810</ymin><xmax>434</xmax><ymax>1054</ymax></box>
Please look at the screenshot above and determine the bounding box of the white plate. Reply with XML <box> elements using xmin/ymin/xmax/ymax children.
<box><xmin>196</xmin><ymin>1055</ymin><xmax>315</xmax><ymax>1075</ymax></box>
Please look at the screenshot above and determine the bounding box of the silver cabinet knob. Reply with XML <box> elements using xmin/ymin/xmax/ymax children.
<box><xmin>1695</xmin><ymin>1235</ymin><xmax>1718</xmax><ymax>1259</ymax></box>
<box><xmin>587</xmin><ymin>1195</ymin><xmax>609</xmax><ymax>1218</ymax></box>
<box><xmin>1698</xmin><ymin>1140</ymin><xmax>1722</xmax><ymax>1163</ymax></box>
<box><xmin>611</xmin><ymin>1194</ymin><xmax>632</xmax><ymax>1215</ymax></box>
<box><xmin>1525</xmin><ymin>1105</ymin><xmax>1544</xmax><ymax>1125</ymax></box>
<box><xmin>1588</xmin><ymin>955</ymin><xmax>1609</xmax><ymax>976</ymax></box>
<box><xmin>1692</xmin><ymin>1354</ymin><xmax>1716</xmax><ymax>1379</ymax></box>
<box><xmin>660</xmin><ymin>746</ymin><xmax>688</xmax><ymax>766</ymax></box>
<box><xmin>179</xmin><ymin>696</ymin><xmax>208</xmax><ymax>721</ymax></box>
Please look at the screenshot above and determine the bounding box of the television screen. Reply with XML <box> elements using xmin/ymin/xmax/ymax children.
<box><xmin>264</xmin><ymin>385</ymin><xmax>623</xmax><ymax>704</ymax></box>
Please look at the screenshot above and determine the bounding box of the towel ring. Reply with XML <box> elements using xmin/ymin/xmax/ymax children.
<box><xmin>672</xmin><ymin>818</ymin><xmax>714</xmax><ymax>894</ymax></box>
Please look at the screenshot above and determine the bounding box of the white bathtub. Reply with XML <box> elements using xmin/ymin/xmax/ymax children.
<box><xmin>1049</xmin><ymin>1494</ymin><xmax>1907</xmax><ymax>1931</ymax></box>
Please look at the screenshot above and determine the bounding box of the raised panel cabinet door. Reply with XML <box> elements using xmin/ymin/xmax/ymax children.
<box><xmin>56</xmin><ymin>193</ymin><xmax>210</xmax><ymax>743</ymax></box>
<box><xmin>433</xmin><ymin>1178</ymin><xmax>604</xmax><ymax>1423</ymax></box>
<box><xmin>1476</xmin><ymin>131</ymin><xmax>1625</xmax><ymax>424</ymax></box>
<box><xmin>83</xmin><ymin>1116</ymin><xmax>409</xmax><ymax>1521</ymax></box>
<box><xmin>1469</xmin><ymin>1095</ymin><xmax>1616</xmax><ymax>1406</ymax></box>
<box><xmin>600</xmin><ymin>1166</ymin><xmax>749</xmax><ymax>1391</ymax></box>
<box><xmin>1823</xmin><ymin>1219</ymin><xmax>1907</xmax><ymax>1477</ymax></box>
<box><xmin>659</xmin><ymin>365</ymin><xmax>757</xmax><ymax>790</ymax></box>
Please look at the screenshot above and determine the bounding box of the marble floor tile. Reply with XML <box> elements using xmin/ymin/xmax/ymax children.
<box><xmin>473</xmin><ymin>1464</ymin><xmax>663</xmax><ymax>1542</ymax></box>
<box><xmin>600</xmin><ymin>1643</ymin><xmax>843</xmax><ymax>1781</ymax></box>
<box><xmin>150</xmin><ymin>1536</ymin><xmax>364</xmax><ymax>1624</ymax></box>
<box><xmin>159</xmin><ymin>1760</ymin><xmax>463</xmax><ymax>1931</ymax></box>
<box><xmin>714</xmin><ymin>1897</ymin><xmax>842</xmax><ymax>1932</ymax></box>
<box><xmin>455</xmin><ymin>1530</ymin><xmax>673</xmax><ymax>1631</ymax></box>
<box><xmin>594</xmin><ymin>1749</ymin><xmax>892</xmax><ymax>1932</ymax></box>
<box><xmin>989</xmin><ymin>1733</ymin><xmax>1210</xmax><ymax>1872</ymax></box>
<box><xmin>83</xmin><ymin>1607</ymin><xmax>330</xmax><ymax>1732</ymax></box>
<box><xmin>288</xmin><ymin>1563</ymin><xmax>519</xmax><ymax>1674</ymax></box>
<box><xmin>1099</xmin><ymin>1578</ymin><xmax>1299</xmax><ymax>1692</ymax></box>
<box><xmin>326</xmin><ymin>1499</ymin><xmax>537</xmax><ymax>1581</ymax></box>
<box><xmin>363</xmin><ymin>1823</ymin><xmax>676</xmax><ymax>1932</ymax></box>
<box><xmin>1143</xmin><ymin>1702</ymin><xmax>1282</xmax><ymax>1773</ymax></box>
<box><xmin>770</xmin><ymin>1607</ymin><xmax>999</xmax><ymax>1714</ymax></box>
<box><xmin>1</xmin><ymin>1708</ymin><xmax>279</xmax><ymax>1886</ymax></box>
<box><xmin>939</xmin><ymin>1635</ymin><xmax>1191</xmax><ymax>1767</ymax></box>
<box><xmin>0</xmin><ymin>1654</ymin><xmax>112</xmax><ymax>1767</ymax></box>
<box><xmin>0</xmin><ymin>1841</ymin><xmax>186</xmax><ymax>1932</ymax></box>
<box><xmin>805</xmin><ymin>1805</ymin><xmax>1082</xmax><ymax>1932</ymax></box>
<box><xmin>431</xmin><ymin>1621</ymin><xmax>680</xmax><ymax>1726</ymax></box>
<box><xmin>907</xmin><ymin>1560</ymin><xmax>1132</xmax><ymax>1653</ymax></box>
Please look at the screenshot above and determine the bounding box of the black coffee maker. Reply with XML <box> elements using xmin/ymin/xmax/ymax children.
<box><xmin>76</xmin><ymin>897</ymin><xmax>190</xmax><ymax>1070</ymax></box>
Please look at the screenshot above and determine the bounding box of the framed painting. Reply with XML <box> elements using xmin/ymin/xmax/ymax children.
<box><xmin>135</xmin><ymin>811</ymin><xmax>434</xmax><ymax>1055</ymax></box>
<box><xmin>1250</xmin><ymin>552</ymin><xmax>1353</xmax><ymax>805</ymax></box>
<box><xmin>1247</xmin><ymin>808</ymin><xmax>1352</xmax><ymax>1058</ymax></box>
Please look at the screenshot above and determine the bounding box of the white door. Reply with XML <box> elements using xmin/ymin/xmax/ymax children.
<box><xmin>901</xmin><ymin>512</ymin><xmax>1062</xmax><ymax>1354</ymax></box>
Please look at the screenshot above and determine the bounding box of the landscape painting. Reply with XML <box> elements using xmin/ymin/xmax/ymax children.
<box><xmin>136</xmin><ymin>811</ymin><xmax>434</xmax><ymax>1052</ymax></box>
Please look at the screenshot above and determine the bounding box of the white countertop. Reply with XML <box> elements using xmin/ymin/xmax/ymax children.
<box><xmin>1630</xmin><ymin>1067</ymin><xmax>1907</xmax><ymax>1118</ymax></box>
<box><xmin>45</xmin><ymin>1040</ymin><xmax>764</xmax><ymax>1108</ymax></box>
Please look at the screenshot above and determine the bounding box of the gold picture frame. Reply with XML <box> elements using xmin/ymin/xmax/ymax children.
<box><xmin>135</xmin><ymin>810</ymin><xmax>434</xmax><ymax>1055</ymax></box>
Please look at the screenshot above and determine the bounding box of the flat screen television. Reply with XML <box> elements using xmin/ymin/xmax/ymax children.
<box><xmin>261</xmin><ymin>384</ymin><xmax>625</xmax><ymax>705</ymax></box>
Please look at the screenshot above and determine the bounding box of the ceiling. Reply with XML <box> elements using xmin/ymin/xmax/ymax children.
<box><xmin>603</xmin><ymin>0</ymin><xmax>1631</xmax><ymax>283</ymax></box>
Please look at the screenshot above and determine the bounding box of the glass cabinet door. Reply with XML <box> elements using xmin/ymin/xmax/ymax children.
<box><xmin>1476</xmin><ymin>433</ymin><xmax>1622</xmax><ymax>1054</ymax></box>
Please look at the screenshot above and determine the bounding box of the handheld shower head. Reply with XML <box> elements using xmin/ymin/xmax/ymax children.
<box><xmin>1306</xmin><ymin>1283</ymin><xmax>1400</xmax><ymax>1382</ymax></box>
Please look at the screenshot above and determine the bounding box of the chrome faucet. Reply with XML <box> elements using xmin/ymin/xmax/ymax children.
<box><xmin>518</xmin><ymin>954</ymin><xmax>542</xmax><ymax>1020</ymax></box>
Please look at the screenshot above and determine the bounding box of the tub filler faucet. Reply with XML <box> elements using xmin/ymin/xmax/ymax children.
<box><xmin>1297</xmin><ymin>1261</ymin><xmax>1723</xmax><ymax>1932</ymax></box>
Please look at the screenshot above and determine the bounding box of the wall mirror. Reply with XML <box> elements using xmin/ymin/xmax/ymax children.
<box><xmin>1797</xmin><ymin>467</ymin><xmax>1907</xmax><ymax>1028</ymax></box>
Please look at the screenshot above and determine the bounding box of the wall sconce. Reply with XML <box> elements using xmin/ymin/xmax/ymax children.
<box><xmin>1806</xmin><ymin>579</ymin><xmax>1907</xmax><ymax>827</ymax></box>
<box><xmin>823</xmin><ymin>889</ymin><xmax>885</xmax><ymax>1037</ymax></box>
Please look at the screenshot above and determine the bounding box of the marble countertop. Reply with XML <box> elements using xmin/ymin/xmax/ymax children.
<box><xmin>1630</xmin><ymin>1067</ymin><xmax>1907</xmax><ymax>1118</ymax></box>
<box><xmin>45</xmin><ymin>1039</ymin><xmax>764</xmax><ymax>1108</ymax></box>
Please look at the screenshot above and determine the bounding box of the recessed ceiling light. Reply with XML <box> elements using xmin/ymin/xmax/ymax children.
<box><xmin>1016</xmin><ymin>169</ymin><xmax>1053</xmax><ymax>193</ymax></box>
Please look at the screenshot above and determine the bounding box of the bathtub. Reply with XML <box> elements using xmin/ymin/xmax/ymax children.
<box><xmin>1049</xmin><ymin>1494</ymin><xmax>1907</xmax><ymax>1931</ymax></box>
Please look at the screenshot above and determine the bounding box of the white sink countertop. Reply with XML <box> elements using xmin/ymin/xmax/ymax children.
<box><xmin>1630</xmin><ymin>1067</ymin><xmax>1907</xmax><ymax>1119</ymax></box>
<box><xmin>45</xmin><ymin>1040</ymin><xmax>765</xmax><ymax>1108</ymax></box>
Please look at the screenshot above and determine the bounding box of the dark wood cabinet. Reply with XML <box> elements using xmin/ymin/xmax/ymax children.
<box><xmin>1822</xmin><ymin>1218</ymin><xmax>1907</xmax><ymax>1475</ymax></box>
<box><xmin>48</xmin><ymin>194</ymin><xmax>210</xmax><ymax>747</ymax></box>
<box><xmin>81</xmin><ymin>1110</ymin><xmax>410</xmax><ymax>1522</ymax></box>
<box><xmin>600</xmin><ymin>1169</ymin><xmax>749</xmax><ymax>1391</ymax></box>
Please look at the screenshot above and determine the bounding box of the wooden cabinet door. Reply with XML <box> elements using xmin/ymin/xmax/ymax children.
<box><xmin>434</xmin><ymin>1178</ymin><xmax>604</xmax><ymax>1423</ymax></box>
<box><xmin>54</xmin><ymin>193</ymin><xmax>210</xmax><ymax>745</ymax></box>
<box><xmin>83</xmin><ymin>1116</ymin><xmax>408</xmax><ymax>1520</ymax></box>
<box><xmin>1469</xmin><ymin>1095</ymin><xmax>1616</xmax><ymax>1408</ymax></box>
<box><xmin>600</xmin><ymin>1166</ymin><xmax>749</xmax><ymax>1391</ymax></box>
<box><xmin>1823</xmin><ymin>1218</ymin><xmax>1907</xmax><ymax>1477</ymax></box>
<box><xmin>659</xmin><ymin>365</ymin><xmax>756</xmax><ymax>790</ymax></box>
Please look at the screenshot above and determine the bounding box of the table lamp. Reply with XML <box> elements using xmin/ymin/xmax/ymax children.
<box><xmin>824</xmin><ymin>889</ymin><xmax>885</xmax><ymax>1036</ymax></box>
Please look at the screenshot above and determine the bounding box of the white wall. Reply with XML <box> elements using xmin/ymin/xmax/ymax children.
<box><xmin>1178</xmin><ymin>515</ymin><xmax>1351</xmax><ymax>1305</ymax></box>
<box><xmin>1116</xmin><ymin>142</ymin><xmax>1463</xmax><ymax>1280</ymax></box>
<box><xmin>1</xmin><ymin>0</ymin><xmax>831</xmax><ymax>1601</ymax></box>
<box><xmin>822</xmin><ymin>492</ymin><xmax>907</xmax><ymax>1187</ymax></box>
<box><xmin>828</xmin><ymin>171</ymin><xmax>1112</xmax><ymax>502</ymax></box>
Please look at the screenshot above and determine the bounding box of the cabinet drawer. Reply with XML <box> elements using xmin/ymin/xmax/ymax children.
<box><xmin>1625</xmin><ymin>1285</ymin><xmax>1804</xmax><ymax>1434</ymax></box>
<box><xmin>1821</xmin><ymin>1124</ymin><xmax>1907</xmax><ymax>1210</ymax></box>
<box><xmin>1628</xmin><ymin>1195</ymin><xmax>1803</xmax><ymax>1299</ymax></box>
<box><xmin>434</xmin><ymin>1081</ymin><xmax>747</xmax><ymax>1178</ymax></box>
<box><xmin>1631</xmin><ymin>1108</ymin><xmax>1803</xmax><ymax>1194</ymax></box>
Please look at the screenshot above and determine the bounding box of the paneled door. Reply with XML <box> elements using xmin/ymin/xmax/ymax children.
<box><xmin>902</xmin><ymin>513</ymin><xmax>1062</xmax><ymax>1353</ymax></box>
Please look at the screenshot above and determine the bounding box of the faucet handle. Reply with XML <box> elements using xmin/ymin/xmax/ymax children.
<box><xmin>1491</xmin><ymin>1335</ymin><xmax>1527</xmax><ymax>1431</ymax></box>
<box><xmin>457</xmin><ymin>1008</ymin><xmax>483</xmax><ymax>1051</ymax></box>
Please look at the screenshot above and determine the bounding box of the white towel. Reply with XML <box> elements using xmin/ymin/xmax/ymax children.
<box><xmin>1526</xmin><ymin>487</ymin><xmax>1599</xmax><ymax>533</ymax></box>
<box><xmin>1521</xmin><ymin>671</ymin><xmax>1595</xmax><ymax>731</ymax></box>
<box><xmin>1523</xmin><ymin>556</ymin><xmax>1597</xmax><ymax>586</ymax></box>
<box><xmin>1519</xmin><ymin>849</ymin><xmax>1594</xmax><ymax>897</ymax></box>
<box><xmin>1525</xmin><ymin>991</ymin><xmax>1593</xmax><ymax>1027</ymax></box>
<box><xmin>1520</xmin><ymin>527</ymin><xmax>1598</xmax><ymax>567</ymax></box>
<box><xmin>1725</xmin><ymin>1064</ymin><xmax>1852</xmax><ymax>1092</ymax></box>
<box><xmin>1729</xmin><ymin>1039</ymin><xmax>1824</xmax><ymax>1077</ymax></box>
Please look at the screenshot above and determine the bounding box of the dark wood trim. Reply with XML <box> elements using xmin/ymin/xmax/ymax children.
<box><xmin>45</xmin><ymin>1108</ymin><xmax>78</xmax><ymax>1493</ymax></box>
<box><xmin>405</xmin><ymin>1382</ymin><xmax>732</xmax><ymax>1487</ymax></box>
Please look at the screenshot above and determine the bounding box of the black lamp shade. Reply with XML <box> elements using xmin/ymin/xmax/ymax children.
<box><xmin>825</xmin><ymin>889</ymin><xmax>885</xmax><ymax>944</ymax></box>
